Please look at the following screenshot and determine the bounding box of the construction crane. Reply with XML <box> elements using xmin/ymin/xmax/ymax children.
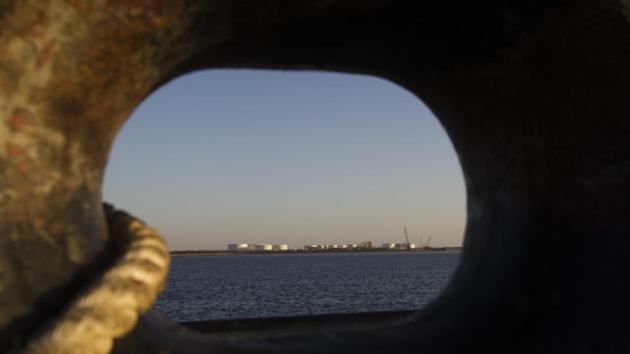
<box><xmin>404</xmin><ymin>226</ymin><xmax>411</xmax><ymax>250</ymax></box>
<box><xmin>424</xmin><ymin>236</ymin><xmax>432</xmax><ymax>249</ymax></box>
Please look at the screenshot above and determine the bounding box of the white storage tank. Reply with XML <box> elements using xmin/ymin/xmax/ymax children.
<box><xmin>255</xmin><ymin>243</ymin><xmax>273</xmax><ymax>251</ymax></box>
<box><xmin>273</xmin><ymin>244</ymin><xmax>289</xmax><ymax>251</ymax></box>
<box><xmin>227</xmin><ymin>243</ymin><xmax>249</xmax><ymax>251</ymax></box>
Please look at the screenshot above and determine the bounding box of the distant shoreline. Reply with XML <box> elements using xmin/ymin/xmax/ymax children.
<box><xmin>170</xmin><ymin>248</ymin><xmax>462</xmax><ymax>257</ymax></box>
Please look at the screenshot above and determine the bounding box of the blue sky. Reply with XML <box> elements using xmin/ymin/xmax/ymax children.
<box><xmin>103</xmin><ymin>70</ymin><xmax>465</xmax><ymax>250</ymax></box>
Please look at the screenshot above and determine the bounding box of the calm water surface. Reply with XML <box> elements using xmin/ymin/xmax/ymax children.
<box><xmin>156</xmin><ymin>251</ymin><xmax>459</xmax><ymax>322</ymax></box>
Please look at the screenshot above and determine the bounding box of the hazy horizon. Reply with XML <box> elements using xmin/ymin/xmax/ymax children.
<box><xmin>103</xmin><ymin>70</ymin><xmax>466</xmax><ymax>250</ymax></box>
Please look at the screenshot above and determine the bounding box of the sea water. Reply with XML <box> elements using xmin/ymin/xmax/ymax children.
<box><xmin>156</xmin><ymin>251</ymin><xmax>459</xmax><ymax>322</ymax></box>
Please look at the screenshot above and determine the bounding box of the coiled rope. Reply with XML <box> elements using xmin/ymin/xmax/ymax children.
<box><xmin>23</xmin><ymin>208</ymin><xmax>170</xmax><ymax>354</ymax></box>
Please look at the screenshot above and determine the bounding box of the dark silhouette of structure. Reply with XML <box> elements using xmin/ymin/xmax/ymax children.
<box><xmin>0</xmin><ymin>1</ymin><xmax>629</xmax><ymax>353</ymax></box>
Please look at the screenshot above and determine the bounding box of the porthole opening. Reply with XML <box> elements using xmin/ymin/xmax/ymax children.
<box><xmin>104</xmin><ymin>70</ymin><xmax>465</xmax><ymax>323</ymax></box>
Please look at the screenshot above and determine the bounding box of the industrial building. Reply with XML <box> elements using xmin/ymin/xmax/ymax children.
<box><xmin>227</xmin><ymin>243</ymin><xmax>289</xmax><ymax>252</ymax></box>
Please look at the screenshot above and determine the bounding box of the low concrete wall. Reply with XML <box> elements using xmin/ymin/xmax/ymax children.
<box><xmin>181</xmin><ymin>310</ymin><xmax>415</xmax><ymax>340</ymax></box>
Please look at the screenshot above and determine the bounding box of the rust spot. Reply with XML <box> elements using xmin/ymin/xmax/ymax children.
<box><xmin>119</xmin><ymin>0</ymin><xmax>159</xmax><ymax>15</ymax></box>
<box><xmin>36</xmin><ymin>41</ymin><xmax>56</xmax><ymax>69</ymax></box>
<box><xmin>118</xmin><ymin>0</ymin><xmax>183</xmax><ymax>17</ymax></box>
<box><xmin>170</xmin><ymin>0</ymin><xmax>184</xmax><ymax>17</ymax></box>
<box><xmin>27</xmin><ymin>10</ymin><xmax>49</xmax><ymax>42</ymax></box>
<box><xmin>49</xmin><ymin>223</ymin><xmax>66</xmax><ymax>238</ymax></box>
<box><xmin>6</xmin><ymin>143</ymin><xmax>24</xmax><ymax>158</ymax></box>
<box><xmin>151</xmin><ymin>16</ymin><xmax>168</xmax><ymax>28</ymax></box>
<box><xmin>5</xmin><ymin>206</ymin><xmax>27</xmax><ymax>223</ymax></box>
<box><xmin>69</xmin><ymin>0</ymin><xmax>92</xmax><ymax>14</ymax></box>
<box><xmin>9</xmin><ymin>107</ymin><xmax>29</xmax><ymax>131</ymax></box>
<box><xmin>33</xmin><ymin>10</ymin><xmax>49</xmax><ymax>27</ymax></box>
<box><xmin>34</xmin><ymin>217</ymin><xmax>45</xmax><ymax>229</ymax></box>
<box><xmin>16</xmin><ymin>162</ymin><xmax>29</xmax><ymax>175</ymax></box>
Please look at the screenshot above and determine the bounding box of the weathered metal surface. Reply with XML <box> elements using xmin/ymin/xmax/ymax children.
<box><xmin>1</xmin><ymin>0</ymin><xmax>630</xmax><ymax>353</ymax></box>
<box><xmin>0</xmin><ymin>0</ymin><xmax>197</xmax><ymax>348</ymax></box>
